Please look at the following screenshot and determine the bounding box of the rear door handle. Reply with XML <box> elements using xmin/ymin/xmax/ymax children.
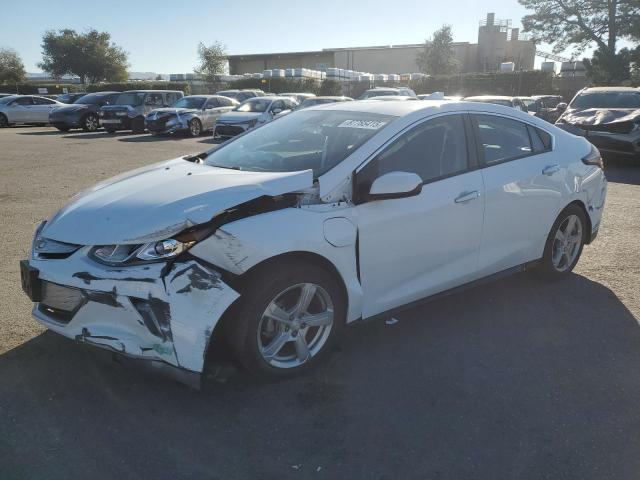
<box><xmin>542</xmin><ymin>164</ymin><xmax>560</xmax><ymax>176</ymax></box>
<box><xmin>454</xmin><ymin>190</ymin><xmax>480</xmax><ymax>204</ymax></box>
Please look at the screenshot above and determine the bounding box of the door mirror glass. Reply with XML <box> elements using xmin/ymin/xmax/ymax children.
<box><xmin>556</xmin><ymin>102</ymin><xmax>568</xmax><ymax>112</ymax></box>
<box><xmin>271</xmin><ymin>108</ymin><xmax>282</xmax><ymax>115</ymax></box>
<box><xmin>368</xmin><ymin>171</ymin><xmax>423</xmax><ymax>200</ymax></box>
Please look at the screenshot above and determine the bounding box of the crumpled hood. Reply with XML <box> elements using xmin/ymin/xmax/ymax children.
<box><xmin>217</xmin><ymin>111</ymin><xmax>263</xmax><ymax>123</ymax></box>
<box><xmin>149</xmin><ymin>107</ymin><xmax>197</xmax><ymax>115</ymax></box>
<box><xmin>561</xmin><ymin>108</ymin><xmax>640</xmax><ymax>126</ymax></box>
<box><xmin>41</xmin><ymin>157</ymin><xmax>313</xmax><ymax>245</ymax></box>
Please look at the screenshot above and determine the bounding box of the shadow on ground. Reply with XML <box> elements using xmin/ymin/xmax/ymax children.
<box><xmin>605</xmin><ymin>160</ymin><xmax>640</xmax><ymax>186</ymax></box>
<box><xmin>2</xmin><ymin>273</ymin><xmax>640</xmax><ymax>480</ymax></box>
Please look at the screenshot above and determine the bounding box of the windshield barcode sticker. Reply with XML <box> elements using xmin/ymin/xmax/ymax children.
<box><xmin>337</xmin><ymin>120</ymin><xmax>388</xmax><ymax>130</ymax></box>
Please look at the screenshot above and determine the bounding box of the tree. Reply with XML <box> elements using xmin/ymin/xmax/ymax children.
<box><xmin>519</xmin><ymin>0</ymin><xmax>640</xmax><ymax>83</ymax></box>
<box><xmin>155</xmin><ymin>74</ymin><xmax>163</xmax><ymax>81</ymax></box>
<box><xmin>416</xmin><ymin>25</ymin><xmax>459</xmax><ymax>75</ymax></box>
<box><xmin>39</xmin><ymin>29</ymin><xmax>128</xmax><ymax>84</ymax></box>
<box><xmin>0</xmin><ymin>47</ymin><xmax>26</xmax><ymax>84</ymax></box>
<box><xmin>195</xmin><ymin>42</ymin><xmax>227</xmax><ymax>83</ymax></box>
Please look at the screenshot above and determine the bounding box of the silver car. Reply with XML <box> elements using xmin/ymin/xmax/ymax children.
<box><xmin>145</xmin><ymin>95</ymin><xmax>239</xmax><ymax>136</ymax></box>
<box><xmin>0</xmin><ymin>95</ymin><xmax>64</xmax><ymax>127</ymax></box>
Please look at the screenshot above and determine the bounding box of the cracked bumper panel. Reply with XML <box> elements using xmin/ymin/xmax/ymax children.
<box><xmin>27</xmin><ymin>247</ymin><xmax>239</xmax><ymax>377</ymax></box>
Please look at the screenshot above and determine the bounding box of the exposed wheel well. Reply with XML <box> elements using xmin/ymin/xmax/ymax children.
<box><xmin>208</xmin><ymin>251</ymin><xmax>349</xmax><ymax>358</ymax></box>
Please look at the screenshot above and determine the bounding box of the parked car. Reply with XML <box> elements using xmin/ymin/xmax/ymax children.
<box><xmin>278</xmin><ymin>92</ymin><xmax>316</xmax><ymax>104</ymax></box>
<box><xmin>0</xmin><ymin>95</ymin><xmax>63</xmax><ymax>127</ymax></box>
<box><xmin>216</xmin><ymin>89</ymin><xmax>264</xmax><ymax>103</ymax></box>
<box><xmin>56</xmin><ymin>93</ymin><xmax>87</xmax><ymax>104</ymax></box>
<box><xmin>463</xmin><ymin>95</ymin><xmax>528</xmax><ymax>111</ymax></box>
<box><xmin>533</xmin><ymin>95</ymin><xmax>565</xmax><ymax>123</ymax></box>
<box><xmin>99</xmin><ymin>90</ymin><xmax>184</xmax><ymax>134</ymax></box>
<box><xmin>555</xmin><ymin>87</ymin><xmax>640</xmax><ymax>160</ymax></box>
<box><xmin>213</xmin><ymin>96</ymin><xmax>297</xmax><ymax>139</ymax></box>
<box><xmin>367</xmin><ymin>96</ymin><xmax>418</xmax><ymax>101</ymax></box>
<box><xmin>49</xmin><ymin>91</ymin><xmax>120</xmax><ymax>132</ymax></box>
<box><xmin>297</xmin><ymin>96</ymin><xmax>353</xmax><ymax>109</ymax></box>
<box><xmin>145</xmin><ymin>95</ymin><xmax>239</xmax><ymax>136</ymax></box>
<box><xmin>20</xmin><ymin>100</ymin><xmax>607</xmax><ymax>387</ymax></box>
<box><xmin>359</xmin><ymin>87</ymin><xmax>417</xmax><ymax>99</ymax></box>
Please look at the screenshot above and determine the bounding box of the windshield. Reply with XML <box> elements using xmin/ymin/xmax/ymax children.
<box><xmin>571</xmin><ymin>92</ymin><xmax>640</xmax><ymax>109</ymax></box>
<box><xmin>115</xmin><ymin>92</ymin><xmax>146</xmax><ymax>106</ymax></box>
<box><xmin>204</xmin><ymin>110</ymin><xmax>395</xmax><ymax>177</ymax></box>
<box><xmin>0</xmin><ymin>96</ymin><xmax>16</xmax><ymax>104</ymax></box>
<box><xmin>171</xmin><ymin>97</ymin><xmax>206</xmax><ymax>109</ymax></box>
<box><xmin>76</xmin><ymin>94</ymin><xmax>110</xmax><ymax>105</ymax></box>
<box><xmin>359</xmin><ymin>90</ymin><xmax>397</xmax><ymax>99</ymax></box>
<box><xmin>235</xmin><ymin>99</ymin><xmax>271</xmax><ymax>112</ymax></box>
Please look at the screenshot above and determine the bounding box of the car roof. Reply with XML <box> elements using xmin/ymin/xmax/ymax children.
<box><xmin>310</xmin><ymin>96</ymin><xmax>352</xmax><ymax>100</ymax></box>
<box><xmin>464</xmin><ymin>95</ymin><xmax>515</xmax><ymax>100</ymax></box>
<box><xmin>581</xmin><ymin>87</ymin><xmax>639</xmax><ymax>93</ymax></box>
<box><xmin>84</xmin><ymin>91</ymin><xmax>119</xmax><ymax>96</ymax></box>
<box><xmin>121</xmin><ymin>90</ymin><xmax>183</xmax><ymax>93</ymax></box>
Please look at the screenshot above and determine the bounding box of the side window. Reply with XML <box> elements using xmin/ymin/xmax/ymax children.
<box><xmin>33</xmin><ymin>97</ymin><xmax>55</xmax><ymax>105</ymax></box>
<box><xmin>13</xmin><ymin>97</ymin><xmax>33</xmax><ymax>106</ymax></box>
<box><xmin>145</xmin><ymin>93</ymin><xmax>163</xmax><ymax>106</ymax></box>
<box><xmin>219</xmin><ymin>97</ymin><xmax>232</xmax><ymax>107</ymax></box>
<box><xmin>270</xmin><ymin>100</ymin><xmax>285</xmax><ymax>112</ymax></box>
<box><xmin>205</xmin><ymin>98</ymin><xmax>219</xmax><ymax>109</ymax></box>
<box><xmin>473</xmin><ymin>115</ymin><xmax>532</xmax><ymax>164</ymax></box>
<box><xmin>527</xmin><ymin>125</ymin><xmax>552</xmax><ymax>153</ymax></box>
<box><xmin>166</xmin><ymin>93</ymin><xmax>180</xmax><ymax>105</ymax></box>
<box><xmin>357</xmin><ymin>114</ymin><xmax>469</xmax><ymax>196</ymax></box>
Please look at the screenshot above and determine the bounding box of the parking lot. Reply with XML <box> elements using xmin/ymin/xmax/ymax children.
<box><xmin>1</xmin><ymin>126</ymin><xmax>640</xmax><ymax>479</ymax></box>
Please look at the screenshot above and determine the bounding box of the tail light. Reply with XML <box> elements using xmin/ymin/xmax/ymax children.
<box><xmin>582</xmin><ymin>144</ymin><xmax>603</xmax><ymax>170</ymax></box>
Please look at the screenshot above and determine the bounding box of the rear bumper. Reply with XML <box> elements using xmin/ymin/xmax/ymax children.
<box><xmin>23</xmin><ymin>244</ymin><xmax>240</xmax><ymax>388</ymax></box>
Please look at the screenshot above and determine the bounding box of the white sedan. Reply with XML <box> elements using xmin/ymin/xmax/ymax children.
<box><xmin>0</xmin><ymin>95</ymin><xmax>64</xmax><ymax>127</ymax></box>
<box><xmin>20</xmin><ymin>100</ymin><xmax>607</xmax><ymax>387</ymax></box>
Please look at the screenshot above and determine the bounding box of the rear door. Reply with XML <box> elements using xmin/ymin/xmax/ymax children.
<box><xmin>202</xmin><ymin>97</ymin><xmax>221</xmax><ymax>129</ymax></box>
<box><xmin>471</xmin><ymin>113</ymin><xmax>564</xmax><ymax>276</ymax></box>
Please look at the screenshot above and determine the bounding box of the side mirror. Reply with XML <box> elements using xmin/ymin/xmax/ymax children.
<box><xmin>367</xmin><ymin>171</ymin><xmax>423</xmax><ymax>200</ymax></box>
<box><xmin>271</xmin><ymin>108</ymin><xmax>282</xmax><ymax>115</ymax></box>
<box><xmin>556</xmin><ymin>102</ymin><xmax>568</xmax><ymax>112</ymax></box>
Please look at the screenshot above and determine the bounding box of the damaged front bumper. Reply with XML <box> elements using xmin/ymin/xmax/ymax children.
<box><xmin>21</xmin><ymin>242</ymin><xmax>239</xmax><ymax>388</ymax></box>
<box><xmin>558</xmin><ymin>123</ymin><xmax>640</xmax><ymax>158</ymax></box>
<box><xmin>145</xmin><ymin>115</ymin><xmax>189</xmax><ymax>135</ymax></box>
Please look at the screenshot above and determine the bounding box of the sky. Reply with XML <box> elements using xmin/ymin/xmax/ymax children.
<box><xmin>0</xmin><ymin>0</ymin><xmax>592</xmax><ymax>74</ymax></box>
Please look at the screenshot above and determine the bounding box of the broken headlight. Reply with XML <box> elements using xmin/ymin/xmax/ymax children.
<box><xmin>90</xmin><ymin>224</ymin><xmax>214</xmax><ymax>265</ymax></box>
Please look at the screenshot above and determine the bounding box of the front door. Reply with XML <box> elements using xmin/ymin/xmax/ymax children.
<box><xmin>8</xmin><ymin>96</ymin><xmax>33</xmax><ymax>122</ymax></box>
<box><xmin>32</xmin><ymin>96</ymin><xmax>58</xmax><ymax>122</ymax></box>
<box><xmin>355</xmin><ymin>113</ymin><xmax>485</xmax><ymax>318</ymax></box>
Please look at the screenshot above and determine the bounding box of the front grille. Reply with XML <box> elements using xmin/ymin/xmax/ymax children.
<box><xmin>215</xmin><ymin>125</ymin><xmax>245</xmax><ymax>137</ymax></box>
<box><xmin>39</xmin><ymin>281</ymin><xmax>85</xmax><ymax>324</ymax></box>
<box><xmin>101</xmin><ymin>110</ymin><xmax>127</xmax><ymax>120</ymax></box>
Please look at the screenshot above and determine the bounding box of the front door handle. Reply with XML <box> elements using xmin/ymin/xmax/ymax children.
<box><xmin>454</xmin><ymin>190</ymin><xmax>480</xmax><ymax>204</ymax></box>
<box><xmin>542</xmin><ymin>164</ymin><xmax>560</xmax><ymax>176</ymax></box>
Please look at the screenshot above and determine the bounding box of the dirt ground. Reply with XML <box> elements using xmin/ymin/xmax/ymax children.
<box><xmin>1</xmin><ymin>126</ymin><xmax>639</xmax><ymax>479</ymax></box>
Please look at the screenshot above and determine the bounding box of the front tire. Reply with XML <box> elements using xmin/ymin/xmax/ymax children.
<box><xmin>0</xmin><ymin>113</ymin><xmax>8</xmax><ymax>128</ymax></box>
<box><xmin>538</xmin><ymin>204</ymin><xmax>587</xmax><ymax>279</ymax></box>
<box><xmin>227</xmin><ymin>261</ymin><xmax>345</xmax><ymax>378</ymax></box>
<box><xmin>105</xmin><ymin>128</ymin><xmax>117</xmax><ymax>134</ymax></box>
<box><xmin>56</xmin><ymin>126</ymin><xmax>70</xmax><ymax>132</ymax></box>
<box><xmin>82</xmin><ymin>113</ymin><xmax>99</xmax><ymax>132</ymax></box>
<box><xmin>188</xmin><ymin>118</ymin><xmax>202</xmax><ymax>137</ymax></box>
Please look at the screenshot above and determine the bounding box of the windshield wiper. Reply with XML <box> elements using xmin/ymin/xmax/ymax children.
<box><xmin>208</xmin><ymin>163</ymin><xmax>241</xmax><ymax>170</ymax></box>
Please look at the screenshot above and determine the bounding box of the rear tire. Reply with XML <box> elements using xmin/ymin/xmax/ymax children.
<box><xmin>131</xmin><ymin>116</ymin><xmax>145</xmax><ymax>134</ymax></box>
<box><xmin>56</xmin><ymin>126</ymin><xmax>70</xmax><ymax>132</ymax></box>
<box><xmin>537</xmin><ymin>204</ymin><xmax>587</xmax><ymax>280</ymax></box>
<box><xmin>105</xmin><ymin>128</ymin><xmax>117</xmax><ymax>134</ymax></box>
<box><xmin>227</xmin><ymin>260</ymin><xmax>345</xmax><ymax>378</ymax></box>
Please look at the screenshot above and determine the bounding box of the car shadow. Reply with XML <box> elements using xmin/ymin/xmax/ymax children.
<box><xmin>16</xmin><ymin>129</ymin><xmax>65</xmax><ymax>136</ymax></box>
<box><xmin>2</xmin><ymin>272</ymin><xmax>640</xmax><ymax>479</ymax></box>
<box><xmin>117</xmin><ymin>134</ymin><xmax>190</xmax><ymax>143</ymax></box>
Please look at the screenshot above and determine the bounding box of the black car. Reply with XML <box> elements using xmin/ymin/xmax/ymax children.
<box><xmin>532</xmin><ymin>95</ymin><xmax>566</xmax><ymax>123</ymax></box>
<box><xmin>556</xmin><ymin>87</ymin><xmax>640</xmax><ymax>161</ymax></box>
<box><xmin>49</xmin><ymin>91</ymin><xmax>120</xmax><ymax>132</ymax></box>
<box><xmin>56</xmin><ymin>93</ymin><xmax>88</xmax><ymax>104</ymax></box>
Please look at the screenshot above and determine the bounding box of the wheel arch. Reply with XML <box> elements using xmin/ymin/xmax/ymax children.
<box><xmin>564</xmin><ymin>199</ymin><xmax>593</xmax><ymax>244</ymax></box>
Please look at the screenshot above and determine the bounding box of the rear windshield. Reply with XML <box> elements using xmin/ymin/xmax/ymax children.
<box><xmin>571</xmin><ymin>92</ymin><xmax>640</xmax><ymax>109</ymax></box>
<box><xmin>359</xmin><ymin>90</ymin><xmax>397</xmax><ymax>99</ymax></box>
<box><xmin>204</xmin><ymin>109</ymin><xmax>396</xmax><ymax>177</ymax></box>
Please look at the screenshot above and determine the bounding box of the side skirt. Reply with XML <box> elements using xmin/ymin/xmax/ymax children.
<box><xmin>358</xmin><ymin>260</ymin><xmax>541</xmax><ymax>325</ymax></box>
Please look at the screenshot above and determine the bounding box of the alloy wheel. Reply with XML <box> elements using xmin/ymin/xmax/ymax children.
<box><xmin>257</xmin><ymin>283</ymin><xmax>334</xmax><ymax>369</ymax></box>
<box><xmin>551</xmin><ymin>214</ymin><xmax>583</xmax><ymax>272</ymax></box>
<box><xmin>189</xmin><ymin>119</ymin><xmax>201</xmax><ymax>136</ymax></box>
<box><xmin>84</xmin><ymin>114</ymin><xmax>98</xmax><ymax>131</ymax></box>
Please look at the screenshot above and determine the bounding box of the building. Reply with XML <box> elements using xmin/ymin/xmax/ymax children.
<box><xmin>228</xmin><ymin>13</ymin><xmax>536</xmax><ymax>76</ymax></box>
